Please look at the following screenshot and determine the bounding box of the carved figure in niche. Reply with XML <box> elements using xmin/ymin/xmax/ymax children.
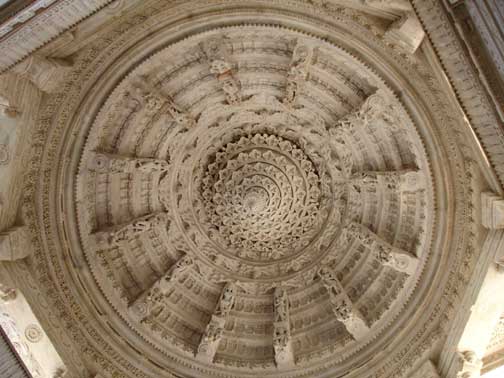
<box><xmin>334</xmin><ymin>299</ymin><xmax>352</xmax><ymax>322</ymax></box>
<box><xmin>376</xmin><ymin>244</ymin><xmax>392</xmax><ymax>264</ymax></box>
<box><xmin>273</xmin><ymin>324</ymin><xmax>289</xmax><ymax>351</ymax></box>
<box><xmin>284</xmin><ymin>44</ymin><xmax>314</xmax><ymax>105</ymax></box>
<box><xmin>274</xmin><ymin>287</ymin><xmax>289</xmax><ymax>323</ymax></box>
<box><xmin>318</xmin><ymin>266</ymin><xmax>343</xmax><ymax>297</ymax></box>
<box><xmin>111</xmin><ymin>212</ymin><xmax>168</xmax><ymax>245</ymax></box>
<box><xmin>215</xmin><ymin>283</ymin><xmax>236</xmax><ymax>317</ymax></box>
<box><xmin>160</xmin><ymin>255</ymin><xmax>193</xmax><ymax>290</ymax></box>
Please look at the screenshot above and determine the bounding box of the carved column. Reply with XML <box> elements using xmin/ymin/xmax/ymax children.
<box><xmin>284</xmin><ymin>42</ymin><xmax>315</xmax><ymax>106</ymax></box>
<box><xmin>92</xmin><ymin>212</ymin><xmax>169</xmax><ymax>248</ymax></box>
<box><xmin>0</xmin><ymin>226</ymin><xmax>31</xmax><ymax>261</ymax></box>
<box><xmin>128</xmin><ymin>255</ymin><xmax>193</xmax><ymax>322</ymax></box>
<box><xmin>196</xmin><ymin>283</ymin><xmax>236</xmax><ymax>363</ymax></box>
<box><xmin>273</xmin><ymin>287</ymin><xmax>295</xmax><ymax>368</ymax></box>
<box><xmin>318</xmin><ymin>266</ymin><xmax>369</xmax><ymax>340</ymax></box>
<box><xmin>11</xmin><ymin>55</ymin><xmax>72</xmax><ymax>94</ymax></box>
<box><xmin>87</xmin><ymin>152</ymin><xmax>170</xmax><ymax>174</ymax></box>
<box><xmin>346</xmin><ymin>222</ymin><xmax>418</xmax><ymax>275</ymax></box>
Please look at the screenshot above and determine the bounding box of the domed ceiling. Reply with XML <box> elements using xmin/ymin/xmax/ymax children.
<box><xmin>21</xmin><ymin>2</ymin><xmax>475</xmax><ymax>378</ymax></box>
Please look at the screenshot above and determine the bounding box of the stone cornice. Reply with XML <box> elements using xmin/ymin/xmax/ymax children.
<box><xmin>0</xmin><ymin>0</ymin><xmax>115</xmax><ymax>72</ymax></box>
<box><xmin>412</xmin><ymin>0</ymin><xmax>504</xmax><ymax>191</ymax></box>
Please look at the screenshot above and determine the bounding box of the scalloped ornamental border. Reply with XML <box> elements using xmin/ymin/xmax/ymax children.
<box><xmin>75</xmin><ymin>24</ymin><xmax>434</xmax><ymax>375</ymax></box>
<box><xmin>20</xmin><ymin>1</ymin><xmax>471</xmax><ymax>378</ymax></box>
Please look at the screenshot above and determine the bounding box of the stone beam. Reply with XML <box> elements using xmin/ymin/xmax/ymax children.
<box><xmin>273</xmin><ymin>287</ymin><xmax>295</xmax><ymax>368</ymax></box>
<box><xmin>196</xmin><ymin>283</ymin><xmax>236</xmax><ymax>363</ymax></box>
<box><xmin>318</xmin><ymin>266</ymin><xmax>369</xmax><ymax>341</ymax></box>
<box><xmin>87</xmin><ymin>152</ymin><xmax>170</xmax><ymax>174</ymax></box>
<box><xmin>284</xmin><ymin>42</ymin><xmax>316</xmax><ymax>106</ymax></box>
<box><xmin>350</xmin><ymin>169</ymin><xmax>422</xmax><ymax>192</ymax></box>
<box><xmin>11</xmin><ymin>56</ymin><xmax>72</xmax><ymax>94</ymax></box>
<box><xmin>346</xmin><ymin>222</ymin><xmax>419</xmax><ymax>275</ymax></box>
<box><xmin>92</xmin><ymin>212</ymin><xmax>169</xmax><ymax>248</ymax></box>
<box><xmin>130</xmin><ymin>79</ymin><xmax>195</xmax><ymax>128</ymax></box>
<box><xmin>128</xmin><ymin>255</ymin><xmax>193</xmax><ymax>322</ymax></box>
<box><xmin>0</xmin><ymin>226</ymin><xmax>31</xmax><ymax>261</ymax></box>
<box><xmin>199</xmin><ymin>37</ymin><xmax>242</xmax><ymax>105</ymax></box>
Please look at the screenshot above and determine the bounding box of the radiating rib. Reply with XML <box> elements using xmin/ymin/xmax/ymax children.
<box><xmin>199</xmin><ymin>37</ymin><xmax>242</xmax><ymax>105</ymax></box>
<box><xmin>346</xmin><ymin>222</ymin><xmax>419</xmax><ymax>275</ymax></box>
<box><xmin>284</xmin><ymin>42</ymin><xmax>316</xmax><ymax>106</ymax></box>
<box><xmin>130</xmin><ymin>78</ymin><xmax>196</xmax><ymax>128</ymax></box>
<box><xmin>196</xmin><ymin>283</ymin><xmax>237</xmax><ymax>363</ymax></box>
<box><xmin>128</xmin><ymin>255</ymin><xmax>193</xmax><ymax>322</ymax></box>
<box><xmin>273</xmin><ymin>287</ymin><xmax>295</xmax><ymax>368</ymax></box>
<box><xmin>92</xmin><ymin>212</ymin><xmax>169</xmax><ymax>248</ymax></box>
<box><xmin>318</xmin><ymin>266</ymin><xmax>369</xmax><ymax>340</ymax></box>
<box><xmin>87</xmin><ymin>151</ymin><xmax>170</xmax><ymax>174</ymax></box>
<box><xmin>350</xmin><ymin>168</ymin><xmax>422</xmax><ymax>192</ymax></box>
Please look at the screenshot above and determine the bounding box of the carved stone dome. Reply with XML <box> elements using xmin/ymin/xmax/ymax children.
<box><xmin>72</xmin><ymin>26</ymin><xmax>432</xmax><ymax>376</ymax></box>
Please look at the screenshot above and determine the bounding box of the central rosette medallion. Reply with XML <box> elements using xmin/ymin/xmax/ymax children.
<box><xmin>162</xmin><ymin>101</ymin><xmax>342</xmax><ymax>286</ymax></box>
<box><xmin>200</xmin><ymin>132</ymin><xmax>323</xmax><ymax>262</ymax></box>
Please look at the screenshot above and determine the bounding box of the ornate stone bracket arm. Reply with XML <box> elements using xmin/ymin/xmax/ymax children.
<box><xmin>92</xmin><ymin>212</ymin><xmax>169</xmax><ymax>248</ymax></box>
<box><xmin>284</xmin><ymin>42</ymin><xmax>315</xmax><ymax>106</ymax></box>
<box><xmin>11</xmin><ymin>55</ymin><xmax>72</xmax><ymax>93</ymax></box>
<box><xmin>332</xmin><ymin>89</ymin><xmax>401</xmax><ymax>132</ymax></box>
<box><xmin>273</xmin><ymin>287</ymin><xmax>295</xmax><ymax>368</ymax></box>
<box><xmin>346</xmin><ymin>222</ymin><xmax>418</xmax><ymax>275</ymax></box>
<box><xmin>350</xmin><ymin>168</ymin><xmax>421</xmax><ymax>191</ymax></box>
<box><xmin>455</xmin><ymin>350</ymin><xmax>482</xmax><ymax>378</ymax></box>
<box><xmin>199</xmin><ymin>37</ymin><xmax>242</xmax><ymax>105</ymax></box>
<box><xmin>196</xmin><ymin>283</ymin><xmax>236</xmax><ymax>362</ymax></box>
<box><xmin>383</xmin><ymin>12</ymin><xmax>425</xmax><ymax>54</ymax></box>
<box><xmin>128</xmin><ymin>255</ymin><xmax>193</xmax><ymax>321</ymax></box>
<box><xmin>317</xmin><ymin>266</ymin><xmax>369</xmax><ymax>340</ymax></box>
<box><xmin>87</xmin><ymin>152</ymin><xmax>170</xmax><ymax>174</ymax></box>
<box><xmin>0</xmin><ymin>226</ymin><xmax>31</xmax><ymax>261</ymax></box>
<box><xmin>130</xmin><ymin>79</ymin><xmax>195</xmax><ymax>128</ymax></box>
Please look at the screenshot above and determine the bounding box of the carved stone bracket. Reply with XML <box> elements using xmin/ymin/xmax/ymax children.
<box><xmin>0</xmin><ymin>226</ymin><xmax>31</xmax><ymax>261</ymax></box>
<box><xmin>346</xmin><ymin>222</ymin><xmax>418</xmax><ymax>275</ymax></box>
<box><xmin>384</xmin><ymin>12</ymin><xmax>425</xmax><ymax>54</ymax></box>
<box><xmin>284</xmin><ymin>42</ymin><xmax>316</xmax><ymax>106</ymax></box>
<box><xmin>130</xmin><ymin>79</ymin><xmax>195</xmax><ymax>128</ymax></box>
<box><xmin>318</xmin><ymin>266</ymin><xmax>369</xmax><ymax>340</ymax></box>
<box><xmin>128</xmin><ymin>255</ymin><xmax>193</xmax><ymax>322</ymax></box>
<box><xmin>87</xmin><ymin>152</ymin><xmax>170</xmax><ymax>174</ymax></box>
<box><xmin>273</xmin><ymin>287</ymin><xmax>295</xmax><ymax>368</ymax></box>
<box><xmin>455</xmin><ymin>350</ymin><xmax>483</xmax><ymax>378</ymax></box>
<box><xmin>196</xmin><ymin>283</ymin><xmax>236</xmax><ymax>363</ymax></box>
<box><xmin>199</xmin><ymin>37</ymin><xmax>242</xmax><ymax>105</ymax></box>
<box><xmin>350</xmin><ymin>169</ymin><xmax>422</xmax><ymax>192</ymax></box>
<box><xmin>11</xmin><ymin>55</ymin><xmax>72</xmax><ymax>93</ymax></box>
<box><xmin>92</xmin><ymin>212</ymin><xmax>169</xmax><ymax>248</ymax></box>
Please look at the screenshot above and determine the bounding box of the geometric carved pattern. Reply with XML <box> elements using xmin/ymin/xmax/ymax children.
<box><xmin>0</xmin><ymin>0</ymin><xmax>471</xmax><ymax>371</ymax></box>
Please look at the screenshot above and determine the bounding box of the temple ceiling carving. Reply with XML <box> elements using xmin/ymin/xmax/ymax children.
<box><xmin>9</xmin><ymin>1</ymin><xmax>486</xmax><ymax>378</ymax></box>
